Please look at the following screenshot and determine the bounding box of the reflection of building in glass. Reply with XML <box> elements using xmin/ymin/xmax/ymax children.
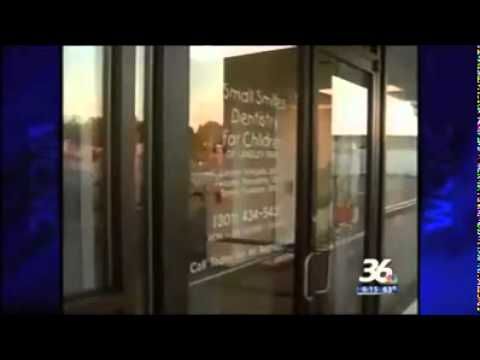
<box><xmin>63</xmin><ymin>115</ymin><xmax>106</xmax><ymax>295</ymax></box>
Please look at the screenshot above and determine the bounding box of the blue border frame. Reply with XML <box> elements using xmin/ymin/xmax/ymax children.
<box><xmin>419</xmin><ymin>45</ymin><xmax>477</xmax><ymax>315</ymax></box>
<box><xmin>1</xmin><ymin>46</ymin><xmax>61</xmax><ymax>313</ymax></box>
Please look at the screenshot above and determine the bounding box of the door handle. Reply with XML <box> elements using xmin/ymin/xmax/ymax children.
<box><xmin>303</xmin><ymin>249</ymin><xmax>332</xmax><ymax>301</ymax></box>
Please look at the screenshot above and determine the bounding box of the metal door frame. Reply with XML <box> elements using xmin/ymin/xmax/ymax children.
<box><xmin>295</xmin><ymin>45</ymin><xmax>383</xmax><ymax>315</ymax></box>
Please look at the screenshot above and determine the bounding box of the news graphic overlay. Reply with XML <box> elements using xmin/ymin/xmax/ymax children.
<box><xmin>357</xmin><ymin>259</ymin><xmax>399</xmax><ymax>295</ymax></box>
<box><xmin>419</xmin><ymin>46</ymin><xmax>477</xmax><ymax>314</ymax></box>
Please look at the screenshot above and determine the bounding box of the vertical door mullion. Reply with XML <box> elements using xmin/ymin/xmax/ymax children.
<box><xmin>143</xmin><ymin>46</ymin><xmax>154</xmax><ymax>314</ymax></box>
<box><xmin>363</xmin><ymin>50</ymin><xmax>383</xmax><ymax>315</ymax></box>
<box><xmin>103</xmin><ymin>46</ymin><xmax>114</xmax><ymax>290</ymax></box>
<box><xmin>110</xmin><ymin>46</ymin><xmax>138</xmax><ymax>312</ymax></box>
<box><xmin>151</xmin><ymin>46</ymin><xmax>189</xmax><ymax>314</ymax></box>
<box><xmin>294</xmin><ymin>45</ymin><xmax>314</xmax><ymax>314</ymax></box>
<box><xmin>377</xmin><ymin>46</ymin><xmax>387</xmax><ymax>313</ymax></box>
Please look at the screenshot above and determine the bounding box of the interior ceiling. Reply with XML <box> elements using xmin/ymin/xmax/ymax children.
<box><xmin>386</xmin><ymin>46</ymin><xmax>417</xmax><ymax>102</ymax></box>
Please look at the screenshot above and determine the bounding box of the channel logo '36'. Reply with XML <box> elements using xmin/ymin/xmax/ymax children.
<box><xmin>359</xmin><ymin>259</ymin><xmax>393</xmax><ymax>284</ymax></box>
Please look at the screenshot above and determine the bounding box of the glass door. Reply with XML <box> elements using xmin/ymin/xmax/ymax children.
<box><xmin>304</xmin><ymin>46</ymin><xmax>379</xmax><ymax>314</ymax></box>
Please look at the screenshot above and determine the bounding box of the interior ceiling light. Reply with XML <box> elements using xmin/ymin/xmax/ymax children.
<box><xmin>386</xmin><ymin>84</ymin><xmax>403</xmax><ymax>93</ymax></box>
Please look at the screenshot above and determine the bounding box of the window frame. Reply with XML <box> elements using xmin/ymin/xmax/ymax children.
<box><xmin>63</xmin><ymin>46</ymin><xmax>144</xmax><ymax>314</ymax></box>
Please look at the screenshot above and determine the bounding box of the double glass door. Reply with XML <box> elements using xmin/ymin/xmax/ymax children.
<box><xmin>184</xmin><ymin>46</ymin><xmax>379</xmax><ymax>314</ymax></box>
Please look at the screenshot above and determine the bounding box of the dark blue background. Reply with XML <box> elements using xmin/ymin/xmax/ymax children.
<box><xmin>1</xmin><ymin>46</ymin><xmax>61</xmax><ymax>313</ymax></box>
<box><xmin>419</xmin><ymin>45</ymin><xmax>478</xmax><ymax>314</ymax></box>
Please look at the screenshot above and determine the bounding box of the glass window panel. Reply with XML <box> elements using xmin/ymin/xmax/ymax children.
<box><xmin>135</xmin><ymin>46</ymin><xmax>145</xmax><ymax>210</ymax></box>
<box><xmin>384</xmin><ymin>47</ymin><xmax>417</xmax><ymax>206</ymax></box>
<box><xmin>381</xmin><ymin>46</ymin><xmax>418</xmax><ymax>314</ymax></box>
<box><xmin>188</xmin><ymin>46</ymin><xmax>297</xmax><ymax>314</ymax></box>
<box><xmin>63</xmin><ymin>46</ymin><xmax>107</xmax><ymax>296</ymax></box>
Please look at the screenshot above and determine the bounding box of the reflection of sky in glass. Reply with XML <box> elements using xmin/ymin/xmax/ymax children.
<box><xmin>190</xmin><ymin>57</ymin><xmax>223</xmax><ymax>131</ymax></box>
<box><xmin>63</xmin><ymin>46</ymin><xmax>103</xmax><ymax>122</ymax></box>
<box><xmin>190</xmin><ymin>46</ymin><xmax>292</xmax><ymax>62</ymax></box>
<box><xmin>190</xmin><ymin>46</ymin><xmax>293</xmax><ymax>132</ymax></box>
<box><xmin>64</xmin><ymin>45</ymin><xmax>417</xmax><ymax>135</ymax></box>
<box><xmin>135</xmin><ymin>46</ymin><xmax>145</xmax><ymax>121</ymax></box>
<box><xmin>65</xmin><ymin>46</ymin><xmax>294</xmax><ymax>127</ymax></box>
<box><xmin>64</xmin><ymin>46</ymin><xmax>146</xmax><ymax>122</ymax></box>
